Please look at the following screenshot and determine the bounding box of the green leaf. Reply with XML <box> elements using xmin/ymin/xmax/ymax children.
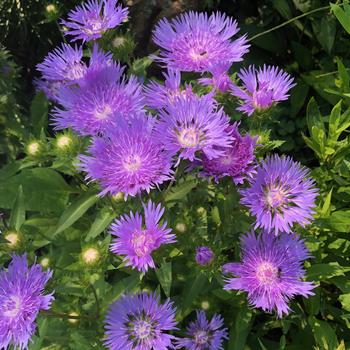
<box><xmin>331</xmin><ymin>3</ymin><xmax>350</xmax><ymax>35</ymax></box>
<box><xmin>309</xmin><ymin>317</ymin><xmax>339</xmax><ymax>350</ymax></box>
<box><xmin>320</xmin><ymin>188</ymin><xmax>333</xmax><ymax>217</ymax></box>
<box><xmin>0</xmin><ymin>160</ymin><xmax>35</xmax><ymax>180</ymax></box>
<box><xmin>337</xmin><ymin>58</ymin><xmax>350</xmax><ymax>88</ymax></box>
<box><xmin>339</xmin><ymin>293</ymin><xmax>350</xmax><ymax>312</ymax></box>
<box><xmin>307</xmin><ymin>262</ymin><xmax>350</xmax><ymax>281</ymax></box>
<box><xmin>9</xmin><ymin>185</ymin><xmax>25</xmax><ymax>231</ymax></box>
<box><xmin>54</xmin><ymin>191</ymin><xmax>99</xmax><ymax>235</ymax></box>
<box><xmin>312</xmin><ymin>17</ymin><xmax>336</xmax><ymax>54</ymax></box>
<box><xmin>30</xmin><ymin>92</ymin><xmax>48</xmax><ymax>137</ymax></box>
<box><xmin>155</xmin><ymin>261</ymin><xmax>172</xmax><ymax>297</ymax></box>
<box><xmin>30</xmin><ymin>318</ymin><xmax>49</xmax><ymax>350</ymax></box>
<box><xmin>328</xmin><ymin>100</ymin><xmax>342</xmax><ymax>141</ymax></box>
<box><xmin>130</xmin><ymin>57</ymin><xmax>153</xmax><ymax>78</ymax></box>
<box><xmin>272</xmin><ymin>0</ymin><xmax>292</xmax><ymax>19</ymax></box>
<box><xmin>0</xmin><ymin>168</ymin><xmax>72</xmax><ymax>213</ymax></box>
<box><xmin>164</xmin><ymin>179</ymin><xmax>198</xmax><ymax>202</ymax></box>
<box><xmin>85</xmin><ymin>207</ymin><xmax>115</xmax><ymax>242</ymax></box>
<box><xmin>317</xmin><ymin>210</ymin><xmax>350</xmax><ymax>232</ymax></box>
<box><xmin>228</xmin><ymin>305</ymin><xmax>253</xmax><ymax>350</ymax></box>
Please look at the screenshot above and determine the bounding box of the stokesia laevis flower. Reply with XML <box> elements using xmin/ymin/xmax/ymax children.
<box><xmin>152</xmin><ymin>11</ymin><xmax>249</xmax><ymax>73</ymax></box>
<box><xmin>104</xmin><ymin>292</ymin><xmax>177</xmax><ymax>350</ymax></box>
<box><xmin>223</xmin><ymin>231</ymin><xmax>315</xmax><ymax>318</ymax></box>
<box><xmin>175</xmin><ymin>310</ymin><xmax>228</xmax><ymax>350</ymax></box>
<box><xmin>144</xmin><ymin>69</ymin><xmax>194</xmax><ymax>110</ymax></box>
<box><xmin>34</xmin><ymin>77</ymin><xmax>63</xmax><ymax>103</ymax></box>
<box><xmin>155</xmin><ymin>94</ymin><xmax>233</xmax><ymax>164</ymax></box>
<box><xmin>201</xmin><ymin>123</ymin><xmax>257</xmax><ymax>184</ymax></box>
<box><xmin>195</xmin><ymin>247</ymin><xmax>214</xmax><ymax>266</ymax></box>
<box><xmin>110</xmin><ymin>201</ymin><xmax>176</xmax><ymax>272</ymax></box>
<box><xmin>36</xmin><ymin>43</ymin><xmax>86</xmax><ymax>83</ymax></box>
<box><xmin>198</xmin><ymin>62</ymin><xmax>233</xmax><ymax>93</ymax></box>
<box><xmin>79</xmin><ymin>115</ymin><xmax>173</xmax><ymax>197</ymax></box>
<box><xmin>52</xmin><ymin>55</ymin><xmax>143</xmax><ymax>136</ymax></box>
<box><xmin>230</xmin><ymin>65</ymin><xmax>296</xmax><ymax>116</ymax></box>
<box><xmin>61</xmin><ymin>0</ymin><xmax>128</xmax><ymax>42</ymax></box>
<box><xmin>0</xmin><ymin>255</ymin><xmax>54</xmax><ymax>350</ymax></box>
<box><xmin>240</xmin><ymin>154</ymin><xmax>318</xmax><ymax>234</ymax></box>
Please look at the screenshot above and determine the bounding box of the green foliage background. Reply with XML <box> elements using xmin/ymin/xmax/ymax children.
<box><xmin>1</xmin><ymin>0</ymin><xmax>350</xmax><ymax>349</ymax></box>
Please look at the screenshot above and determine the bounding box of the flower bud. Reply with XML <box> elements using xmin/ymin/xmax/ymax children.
<box><xmin>195</xmin><ymin>246</ymin><xmax>214</xmax><ymax>266</ymax></box>
<box><xmin>4</xmin><ymin>231</ymin><xmax>20</xmax><ymax>248</ymax></box>
<box><xmin>82</xmin><ymin>247</ymin><xmax>100</xmax><ymax>265</ymax></box>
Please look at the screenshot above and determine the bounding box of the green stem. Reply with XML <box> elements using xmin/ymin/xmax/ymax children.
<box><xmin>41</xmin><ymin>310</ymin><xmax>96</xmax><ymax>321</ymax></box>
<box><xmin>249</xmin><ymin>5</ymin><xmax>331</xmax><ymax>42</ymax></box>
<box><xmin>315</xmin><ymin>68</ymin><xmax>350</xmax><ymax>78</ymax></box>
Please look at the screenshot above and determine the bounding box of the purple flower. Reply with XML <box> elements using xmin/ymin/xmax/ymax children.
<box><xmin>201</xmin><ymin>123</ymin><xmax>257</xmax><ymax>184</ymax></box>
<box><xmin>61</xmin><ymin>0</ymin><xmax>128</xmax><ymax>42</ymax></box>
<box><xmin>52</xmin><ymin>58</ymin><xmax>143</xmax><ymax>136</ymax></box>
<box><xmin>0</xmin><ymin>255</ymin><xmax>54</xmax><ymax>350</ymax></box>
<box><xmin>144</xmin><ymin>69</ymin><xmax>194</xmax><ymax>110</ymax></box>
<box><xmin>175</xmin><ymin>310</ymin><xmax>228</xmax><ymax>350</ymax></box>
<box><xmin>110</xmin><ymin>201</ymin><xmax>176</xmax><ymax>272</ymax></box>
<box><xmin>231</xmin><ymin>65</ymin><xmax>296</xmax><ymax>116</ymax></box>
<box><xmin>198</xmin><ymin>62</ymin><xmax>233</xmax><ymax>93</ymax></box>
<box><xmin>79</xmin><ymin>115</ymin><xmax>173</xmax><ymax>197</ymax></box>
<box><xmin>240</xmin><ymin>154</ymin><xmax>318</xmax><ymax>234</ymax></box>
<box><xmin>152</xmin><ymin>11</ymin><xmax>249</xmax><ymax>73</ymax></box>
<box><xmin>34</xmin><ymin>78</ymin><xmax>63</xmax><ymax>103</ymax></box>
<box><xmin>195</xmin><ymin>247</ymin><xmax>214</xmax><ymax>266</ymax></box>
<box><xmin>104</xmin><ymin>292</ymin><xmax>177</xmax><ymax>350</ymax></box>
<box><xmin>155</xmin><ymin>95</ymin><xmax>233</xmax><ymax>164</ymax></box>
<box><xmin>37</xmin><ymin>44</ymin><xmax>86</xmax><ymax>83</ymax></box>
<box><xmin>223</xmin><ymin>231</ymin><xmax>315</xmax><ymax>318</ymax></box>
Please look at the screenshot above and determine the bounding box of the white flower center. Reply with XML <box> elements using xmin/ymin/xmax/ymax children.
<box><xmin>123</xmin><ymin>155</ymin><xmax>142</xmax><ymax>172</ymax></box>
<box><xmin>133</xmin><ymin>320</ymin><xmax>152</xmax><ymax>340</ymax></box>
<box><xmin>189</xmin><ymin>49</ymin><xmax>208</xmax><ymax>61</ymax></box>
<box><xmin>256</xmin><ymin>262</ymin><xmax>278</xmax><ymax>285</ymax></box>
<box><xmin>131</xmin><ymin>231</ymin><xmax>154</xmax><ymax>257</ymax></box>
<box><xmin>265</xmin><ymin>186</ymin><xmax>288</xmax><ymax>209</ymax></box>
<box><xmin>4</xmin><ymin>295</ymin><xmax>21</xmax><ymax>318</ymax></box>
<box><xmin>178</xmin><ymin>127</ymin><xmax>200</xmax><ymax>148</ymax></box>
<box><xmin>194</xmin><ymin>330</ymin><xmax>209</xmax><ymax>345</ymax></box>
<box><xmin>95</xmin><ymin>105</ymin><xmax>113</xmax><ymax>120</ymax></box>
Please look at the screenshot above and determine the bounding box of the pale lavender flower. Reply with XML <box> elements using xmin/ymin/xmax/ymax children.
<box><xmin>153</xmin><ymin>11</ymin><xmax>249</xmax><ymax>73</ymax></box>
<box><xmin>155</xmin><ymin>95</ymin><xmax>233</xmax><ymax>164</ymax></box>
<box><xmin>36</xmin><ymin>43</ymin><xmax>86</xmax><ymax>83</ymax></box>
<box><xmin>240</xmin><ymin>154</ymin><xmax>318</xmax><ymax>234</ymax></box>
<box><xmin>79</xmin><ymin>115</ymin><xmax>173</xmax><ymax>197</ymax></box>
<box><xmin>195</xmin><ymin>247</ymin><xmax>214</xmax><ymax>266</ymax></box>
<box><xmin>104</xmin><ymin>292</ymin><xmax>177</xmax><ymax>350</ymax></box>
<box><xmin>201</xmin><ymin>123</ymin><xmax>257</xmax><ymax>184</ymax></box>
<box><xmin>198</xmin><ymin>62</ymin><xmax>233</xmax><ymax>93</ymax></box>
<box><xmin>144</xmin><ymin>69</ymin><xmax>194</xmax><ymax>110</ymax></box>
<box><xmin>223</xmin><ymin>231</ymin><xmax>315</xmax><ymax>318</ymax></box>
<box><xmin>175</xmin><ymin>310</ymin><xmax>228</xmax><ymax>350</ymax></box>
<box><xmin>0</xmin><ymin>255</ymin><xmax>54</xmax><ymax>350</ymax></box>
<box><xmin>61</xmin><ymin>0</ymin><xmax>128</xmax><ymax>42</ymax></box>
<box><xmin>110</xmin><ymin>201</ymin><xmax>176</xmax><ymax>272</ymax></box>
<box><xmin>231</xmin><ymin>65</ymin><xmax>296</xmax><ymax>116</ymax></box>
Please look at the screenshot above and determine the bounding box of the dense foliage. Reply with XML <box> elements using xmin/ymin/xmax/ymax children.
<box><xmin>1</xmin><ymin>1</ymin><xmax>350</xmax><ymax>349</ymax></box>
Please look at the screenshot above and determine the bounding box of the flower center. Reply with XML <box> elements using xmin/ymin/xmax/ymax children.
<box><xmin>123</xmin><ymin>154</ymin><xmax>142</xmax><ymax>172</ymax></box>
<box><xmin>189</xmin><ymin>48</ymin><xmax>208</xmax><ymax>62</ymax></box>
<box><xmin>265</xmin><ymin>187</ymin><xmax>287</xmax><ymax>209</ymax></box>
<box><xmin>194</xmin><ymin>330</ymin><xmax>209</xmax><ymax>345</ymax></box>
<box><xmin>256</xmin><ymin>262</ymin><xmax>278</xmax><ymax>285</ymax></box>
<box><xmin>3</xmin><ymin>295</ymin><xmax>21</xmax><ymax>318</ymax></box>
<box><xmin>95</xmin><ymin>105</ymin><xmax>113</xmax><ymax>120</ymax></box>
<box><xmin>178</xmin><ymin>127</ymin><xmax>200</xmax><ymax>148</ymax></box>
<box><xmin>133</xmin><ymin>319</ymin><xmax>152</xmax><ymax>340</ymax></box>
<box><xmin>84</xmin><ymin>17</ymin><xmax>104</xmax><ymax>34</ymax></box>
<box><xmin>131</xmin><ymin>231</ymin><xmax>154</xmax><ymax>257</ymax></box>
<box><xmin>66</xmin><ymin>63</ymin><xmax>86</xmax><ymax>81</ymax></box>
<box><xmin>219</xmin><ymin>153</ymin><xmax>234</xmax><ymax>166</ymax></box>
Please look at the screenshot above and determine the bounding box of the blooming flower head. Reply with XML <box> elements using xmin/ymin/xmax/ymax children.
<box><xmin>53</xmin><ymin>61</ymin><xmax>143</xmax><ymax>136</ymax></box>
<box><xmin>79</xmin><ymin>115</ymin><xmax>173</xmax><ymax>197</ymax></box>
<box><xmin>110</xmin><ymin>201</ymin><xmax>176</xmax><ymax>272</ymax></box>
<box><xmin>223</xmin><ymin>231</ymin><xmax>315</xmax><ymax>318</ymax></box>
<box><xmin>155</xmin><ymin>94</ymin><xmax>233</xmax><ymax>163</ymax></box>
<box><xmin>144</xmin><ymin>69</ymin><xmax>194</xmax><ymax>110</ymax></box>
<box><xmin>61</xmin><ymin>0</ymin><xmax>128</xmax><ymax>42</ymax></box>
<box><xmin>195</xmin><ymin>247</ymin><xmax>214</xmax><ymax>266</ymax></box>
<box><xmin>104</xmin><ymin>292</ymin><xmax>177</xmax><ymax>350</ymax></box>
<box><xmin>0</xmin><ymin>255</ymin><xmax>54</xmax><ymax>350</ymax></box>
<box><xmin>240</xmin><ymin>154</ymin><xmax>318</xmax><ymax>234</ymax></box>
<box><xmin>36</xmin><ymin>44</ymin><xmax>86</xmax><ymax>83</ymax></box>
<box><xmin>198</xmin><ymin>62</ymin><xmax>233</xmax><ymax>93</ymax></box>
<box><xmin>175</xmin><ymin>310</ymin><xmax>228</xmax><ymax>350</ymax></box>
<box><xmin>34</xmin><ymin>77</ymin><xmax>63</xmax><ymax>103</ymax></box>
<box><xmin>153</xmin><ymin>11</ymin><xmax>249</xmax><ymax>73</ymax></box>
<box><xmin>201</xmin><ymin>123</ymin><xmax>257</xmax><ymax>184</ymax></box>
<box><xmin>231</xmin><ymin>65</ymin><xmax>296</xmax><ymax>116</ymax></box>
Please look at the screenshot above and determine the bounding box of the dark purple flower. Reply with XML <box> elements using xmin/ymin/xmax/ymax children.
<box><xmin>223</xmin><ymin>231</ymin><xmax>315</xmax><ymax>318</ymax></box>
<box><xmin>175</xmin><ymin>310</ymin><xmax>228</xmax><ymax>350</ymax></box>
<box><xmin>231</xmin><ymin>65</ymin><xmax>296</xmax><ymax>116</ymax></box>
<box><xmin>104</xmin><ymin>292</ymin><xmax>177</xmax><ymax>350</ymax></box>
<box><xmin>0</xmin><ymin>255</ymin><xmax>54</xmax><ymax>349</ymax></box>
<box><xmin>144</xmin><ymin>69</ymin><xmax>194</xmax><ymax>110</ymax></box>
<box><xmin>110</xmin><ymin>201</ymin><xmax>176</xmax><ymax>272</ymax></box>
<box><xmin>61</xmin><ymin>0</ymin><xmax>128</xmax><ymax>42</ymax></box>
<box><xmin>198</xmin><ymin>62</ymin><xmax>233</xmax><ymax>93</ymax></box>
<box><xmin>79</xmin><ymin>115</ymin><xmax>173</xmax><ymax>197</ymax></box>
<box><xmin>36</xmin><ymin>43</ymin><xmax>86</xmax><ymax>83</ymax></box>
<box><xmin>153</xmin><ymin>11</ymin><xmax>249</xmax><ymax>73</ymax></box>
<box><xmin>201</xmin><ymin>123</ymin><xmax>256</xmax><ymax>184</ymax></box>
<box><xmin>155</xmin><ymin>94</ymin><xmax>233</xmax><ymax>164</ymax></box>
<box><xmin>195</xmin><ymin>247</ymin><xmax>214</xmax><ymax>266</ymax></box>
<box><xmin>240</xmin><ymin>154</ymin><xmax>318</xmax><ymax>234</ymax></box>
